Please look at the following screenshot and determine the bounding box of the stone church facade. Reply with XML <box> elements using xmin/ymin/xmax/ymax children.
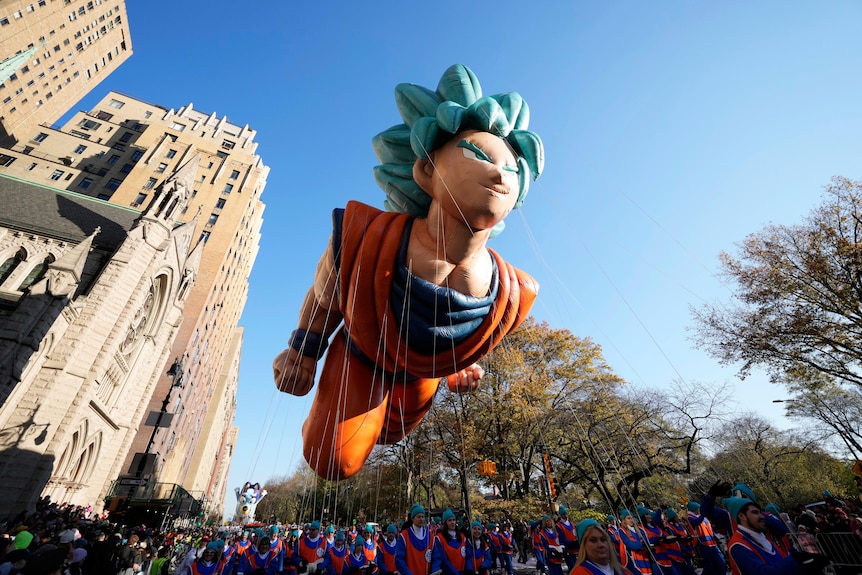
<box><xmin>0</xmin><ymin>158</ymin><xmax>201</xmax><ymax>516</ymax></box>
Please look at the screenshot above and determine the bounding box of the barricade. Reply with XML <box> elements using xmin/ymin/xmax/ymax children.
<box><xmin>815</xmin><ymin>532</ymin><xmax>862</xmax><ymax>570</ymax></box>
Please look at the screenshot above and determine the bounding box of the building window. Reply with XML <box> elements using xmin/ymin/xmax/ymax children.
<box><xmin>207</xmin><ymin>214</ymin><xmax>219</xmax><ymax>226</ymax></box>
<box><xmin>156</xmin><ymin>162</ymin><xmax>167</xmax><ymax>173</ymax></box>
<box><xmin>70</xmin><ymin>130</ymin><xmax>90</xmax><ymax>140</ymax></box>
<box><xmin>27</xmin><ymin>163</ymin><xmax>37</xmax><ymax>171</ymax></box>
<box><xmin>0</xmin><ymin>18</ymin><xmax>10</xmax><ymax>26</ymax></box>
<box><xmin>166</xmin><ymin>149</ymin><xmax>176</xmax><ymax>159</ymax></box>
<box><xmin>215</xmin><ymin>198</ymin><xmax>226</xmax><ymax>209</ymax></box>
<box><xmin>78</xmin><ymin>118</ymin><xmax>101</xmax><ymax>130</ymax></box>
<box><xmin>223</xmin><ymin>184</ymin><xmax>233</xmax><ymax>194</ymax></box>
<box><xmin>119</xmin><ymin>163</ymin><xmax>133</xmax><ymax>173</ymax></box>
<box><xmin>33</xmin><ymin>132</ymin><xmax>48</xmax><ymax>143</ymax></box>
<box><xmin>96</xmin><ymin>193</ymin><xmax>110</xmax><ymax>200</ymax></box>
<box><xmin>50</xmin><ymin>169</ymin><xmax>64</xmax><ymax>180</ymax></box>
<box><xmin>142</xmin><ymin>111</ymin><xmax>152</xmax><ymax>119</ymax></box>
<box><xmin>107</xmin><ymin>98</ymin><xmax>124</xmax><ymax>108</ymax></box>
<box><xmin>229</xmin><ymin>169</ymin><xmax>240</xmax><ymax>180</ymax></box>
<box><xmin>73</xmin><ymin>144</ymin><xmax>87</xmax><ymax>154</ymax></box>
<box><xmin>143</xmin><ymin>177</ymin><xmax>157</xmax><ymax>189</ymax></box>
<box><xmin>132</xmin><ymin>193</ymin><xmax>146</xmax><ymax>206</ymax></box>
<box><xmin>95</xmin><ymin>110</ymin><xmax>113</xmax><ymax>120</ymax></box>
<box><xmin>111</xmin><ymin>143</ymin><xmax>124</xmax><ymax>151</ymax></box>
<box><xmin>199</xmin><ymin>231</ymin><xmax>211</xmax><ymax>243</ymax></box>
<box><xmin>119</xmin><ymin>131</ymin><xmax>132</xmax><ymax>142</ymax></box>
<box><xmin>131</xmin><ymin>150</ymin><xmax>143</xmax><ymax>161</ymax></box>
<box><xmin>0</xmin><ymin>154</ymin><xmax>15</xmax><ymax>167</ymax></box>
<box><xmin>169</xmin><ymin>122</ymin><xmax>186</xmax><ymax>132</ymax></box>
<box><xmin>0</xmin><ymin>249</ymin><xmax>25</xmax><ymax>285</ymax></box>
<box><xmin>105</xmin><ymin>178</ymin><xmax>122</xmax><ymax>190</ymax></box>
<box><xmin>221</xmin><ymin>139</ymin><xmax>235</xmax><ymax>150</ymax></box>
<box><xmin>19</xmin><ymin>255</ymin><xmax>54</xmax><ymax>291</ymax></box>
<box><xmin>78</xmin><ymin>177</ymin><xmax>93</xmax><ymax>189</ymax></box>
<box><xmin>107</xmin><ymin>154</ymin><xmax>120</xmax><ymax>164</ymax></box>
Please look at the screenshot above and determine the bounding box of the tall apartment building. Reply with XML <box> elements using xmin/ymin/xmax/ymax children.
<box><xmin>0</xmin><ymin>92</ymin><xmax>266</xmax><ymax>515</ymax></box>
<box><xmin>0</xmin><ymin>0</ymin><xmax>131</xmax><ymax>146</ymax></box>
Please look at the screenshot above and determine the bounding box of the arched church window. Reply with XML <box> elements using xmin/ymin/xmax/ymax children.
<box><xmin>18</xmin><ymin>254</ymin><xmax>55</xmax><ymax>291</ymax></box>
<box><xmin>0</xmin><ymin>248</ymin><xmax>26</xmax><ymax>285</ymax></box>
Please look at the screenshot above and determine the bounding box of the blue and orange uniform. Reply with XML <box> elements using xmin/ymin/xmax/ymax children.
<box><xmin>555</xmin><ymin>517</ymin><xmax>579</xmax><ymax>570</ymax></box>
<box><xmin>431</xmin><ymin>531</ymin><xmax>466</xmax><ymax>575</ymax></box>
<box><xmin>299</xmin><ymin>534</ymin><xmax>329</xmax><ymax>568</ymax></box>
<box><xmin>686</xmin><ymin>504</ymin><xmax>725</xmax><ymax>575</ymax></box>
<box><xmin>619</xmin><ymin>524</ymin><xmax>652</xmax><ymax>575</ymax></box>
<box><xmin>240</xmin><ymin>549</ymin><xmax>280</xmax><ymax>575</ymax></box>
<box><xmin>465</xmin><ymin>536</ymin><xmax>491</xmax><ymax>575</ymax></box>
<box><xmin>396</xmin><ymin>527</ymin><xmax>434</xmax><ymax>575</ymax></box>
<box><xmin>189</xmin><ymin>557</ymin><xmax>227</xmax><ymax>575</ymax></box>
<box><xmin>323</xmin><ymin>544</ymin><xmax>350</xmax><ymax>575</ymax></box>
<box><xmin>346</xmin><ymin>549</ymin><xmax>372</xmax><ymax>574</ymax></box>
<box><xmin>379</xmin><ymin>537</ymin><xmax>399</xmax><ymax>575</ymax></box>
<box><xmin>537</xmin><ymin>526</ymin><xmax>564</xmax><ymax>575</ymax></box>
<box><xmin>727</xmin><ymin>528</ymin><xmax>802</xmax><ymax>575</ymax></box>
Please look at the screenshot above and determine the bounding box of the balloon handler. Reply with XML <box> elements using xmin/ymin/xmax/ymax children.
<box><xmin>273</xmin><ymin>64</ymin><xmax>544</xmax><ymax>480</ymax></box>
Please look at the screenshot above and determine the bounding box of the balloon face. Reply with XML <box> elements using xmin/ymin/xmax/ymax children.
<box><xmin>422</xmin><ymin>130</ymin><xmax>520</xmax><ymax>232</ymax></box>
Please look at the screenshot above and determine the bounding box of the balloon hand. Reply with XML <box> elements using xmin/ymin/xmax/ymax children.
<box><xmin>445</xmin><ymin>364</ymin><xmax>485</xmax><ymax>392</ymax></box>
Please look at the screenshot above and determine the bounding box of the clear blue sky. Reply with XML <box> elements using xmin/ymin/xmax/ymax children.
<box><xmin>63</xmin><ymin>1</ymin><xmax>862</xmax><ymax>514</ymax></box>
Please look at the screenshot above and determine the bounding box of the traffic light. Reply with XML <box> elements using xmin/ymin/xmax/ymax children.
<box><xmin>477</xmin><ymin>460</ymin><xmax>487</xmax><ymax>475</ymax></box>
<box><xmin>548</xmin><ymin>475</ymin><xmax>557</xmax><ymax>499</ymax></box>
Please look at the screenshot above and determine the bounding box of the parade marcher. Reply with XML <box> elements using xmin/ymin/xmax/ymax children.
<box><xmin>530</xmin><ymin>522</ymin><xmax>544</xmax><ymax>575</ymax></box>
<box><xmin>185</xmin><ymin>542</ymin><xmax>227</xmax><ymax>575</ymax></box>
<box><xmin>298</xmin><ymin>522</ymin><xmax>328</xmax><ymax>573</ymax></box>
<box><xmin>685</xmin><ymin>502</ymin><xmax>724</xmax><ymax>575</ymax></box>
<box><xmin>484</xmin><ymin>524</ymin><xmax>500</xmax><ymax>573</ymax></box>
<box><xmin>661</xmin><ymin>510</ymin><xmax>694</xmax><ymax>575</ymax></box>
<box><xmin>617</xmin><ymin>510</ymin><xmax>651</xmax><ymax>575</ymax></box>
<box><xmin>395</xmin><ymin>505</ymin><xmax>434</xmax><ymax>575</ymax></box>
<box><xmin>239</xmin><ymin>536</ymin><xmax>280</xmax><ymax>575</ymax></box>
<box><xmin>326</xmin><ymin>528</ymin><xmax>337</xmax><ymax>548</ymax></box>
<box><xmin>236</xmin><ymin>532</ymin><xmax>253</xmax><ymax>558</ymax></box>
<box><xmin>724</xmin><ymin>497</ymin><xmax>828</xmax><ymax>575</ymax></box>
<box><xmin>571</xmin><ymin>519</ymin><xmax>633</xmax><ymax>575</ymax></box>
<box><xmin>431</xmin><ymin>510</ymin><xmax>466</xmax><ymax>575</ymax></box>
<box><xmin>346</xmin><ymin>538</ymin><xmax>374</xmax><ymax>575</ymax></box>
<box><xmin>496</xmin><ymin>522</ymin><xmax>514</xmax><ymax>575</ymax></box>
<box><xmin>465</xmin><ymin>522</ymin><xmax>491</xmax><ymax>575</ymax></box>
<box><xmin>378</xmin><ymin>526</ymin><xmax>399</xmax><ymax>575</ymax></box>
<box><xmin>701</xmin><ymin>482</ymin><xmax>790</xmax><ymax>556</ymax></box>
<box><xmin>323</xmin><ymin>533</ymin><xmax>350</xmax><ymax>575</ymax></box>
<box><xmin>637</xmin><ymin>507</ymin><xmax>676</xmax><ymax>575</ymax></box>
<box><xmin>535</xmin><ymin>516</ymin><xmax>564</xmax><ymax>575</ymax></box>
<box><xmin>362</xmin><ymin>527</ymin><xmax>378</xmax><ymax>564</ymax></box>
<box><xmin>555</xmin><ymin>506</ymin><xmax>579</xmax><ymax>571</ymax></box>
<box><xmin>269</xmin><ymin>526</ymin><xmax>287</xmax><ymax>575</ymax></box>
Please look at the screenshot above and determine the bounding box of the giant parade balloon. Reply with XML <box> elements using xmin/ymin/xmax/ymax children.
<box><xmin>273</xmin><ymin>64</ymin><xmax>544</xmax><ymax>480</ymax></box>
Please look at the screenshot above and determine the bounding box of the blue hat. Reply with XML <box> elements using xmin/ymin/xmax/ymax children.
<box><xmin>606</xmin><ymin>515</ymin><xmax>616</xmax><ymax>522</ymax></box>
<box><xmin>559</xmin><ymin>505</ymin><xmax>569</xmax><ymax>515</ymax></box>
<box><xmin>354</xmin><ymin>537</ymin><xmax>365</xmax><ymax>547</ymax></box>
<box><xmin>687</xmin><ymin>501</ymin><xmax>700</xmax><ymax>513</ymax></box>
<box><xmin>442</xmin><ymin>509</ymin><xmax>455</xmax><ymax>523</ymax></box>
<box><xmin>576</xmin><ymin>519</ymin><xmax>600</xmax><ymax>543</ymax></box>
<box><xmin>471</xmin><ymin>520</ymin><xmax>482</xmax><ymax>529</ymax></box>
<box><xmin>725</xmin><ymin>496</ymin><xmax>759</xmax><ymax>523</ymax></box>
<box><xmin>310</xmin><ymin>521</ymin><xmax>321</xmax><ymax>530</ymax></box>
<box><xmin>270</xmin><ymin>525</ymin><xmax>279</xmax><ymax>535</ymax></box>
<box><xmin>665</xmin><ymin>509</ymin><xmax>677</xmax><ymax>520</ymax></box>
<box><xmin>619</xmin><ymin>509</ymin><xmax>631</xmax><ymax>519</ymax></box>
<box><xmin>365</xmin><ymin>525</ymin><xmax>374</xmax><ymax>532</ymax></box>
<box><xmin>386</xmin><ymin>525</ymin><xmax>397</xmax><ymax>534</ymax></box>
<box><xmin>336</xmin><ymin>532</ymin><xmax>345</xmax><ymax>542</ymax></box>
<box><xmin>326</xmin><ymin>525</ymin><xmax>335</xmax><ymax>534</ymax></box>
<box><xmin>636</xmin><ymin>505</ymin><xmax>651</xmax><ymax>517</ymax></box>
<box><xmin>410</xmin><ymin>504</ymin><xmax>426</xmax><ymax>520</ymax></box>
<box><xmin>732</xmin><ymin>483</ymin><xmax>757</xmax><ymax>502</ymax></box>
<box><xmin>487</xmin><ymin>522</ymin><xmax>497</xmax><ymax>530</ymax></box>
<box><xmin>206</xmin><ymin>541</ymin><xmax>223</xmax><ymax>551</ymax></box>
<box><xmin>765</xmin><ymin>503</ymin><xmax>781</xmax><ymax>515</ymax></box>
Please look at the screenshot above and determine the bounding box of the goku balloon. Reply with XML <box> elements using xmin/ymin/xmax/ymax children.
<box><xmin>273</xmin><ymin>64</ymin><xmax>544</xmax><ymax>480</ymax></box>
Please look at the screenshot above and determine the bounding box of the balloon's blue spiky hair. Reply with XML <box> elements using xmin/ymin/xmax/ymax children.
<box><xmin>372</xmin><ymin>64</ymin><xmax>544</xmax><ymax>236</ymax></box>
